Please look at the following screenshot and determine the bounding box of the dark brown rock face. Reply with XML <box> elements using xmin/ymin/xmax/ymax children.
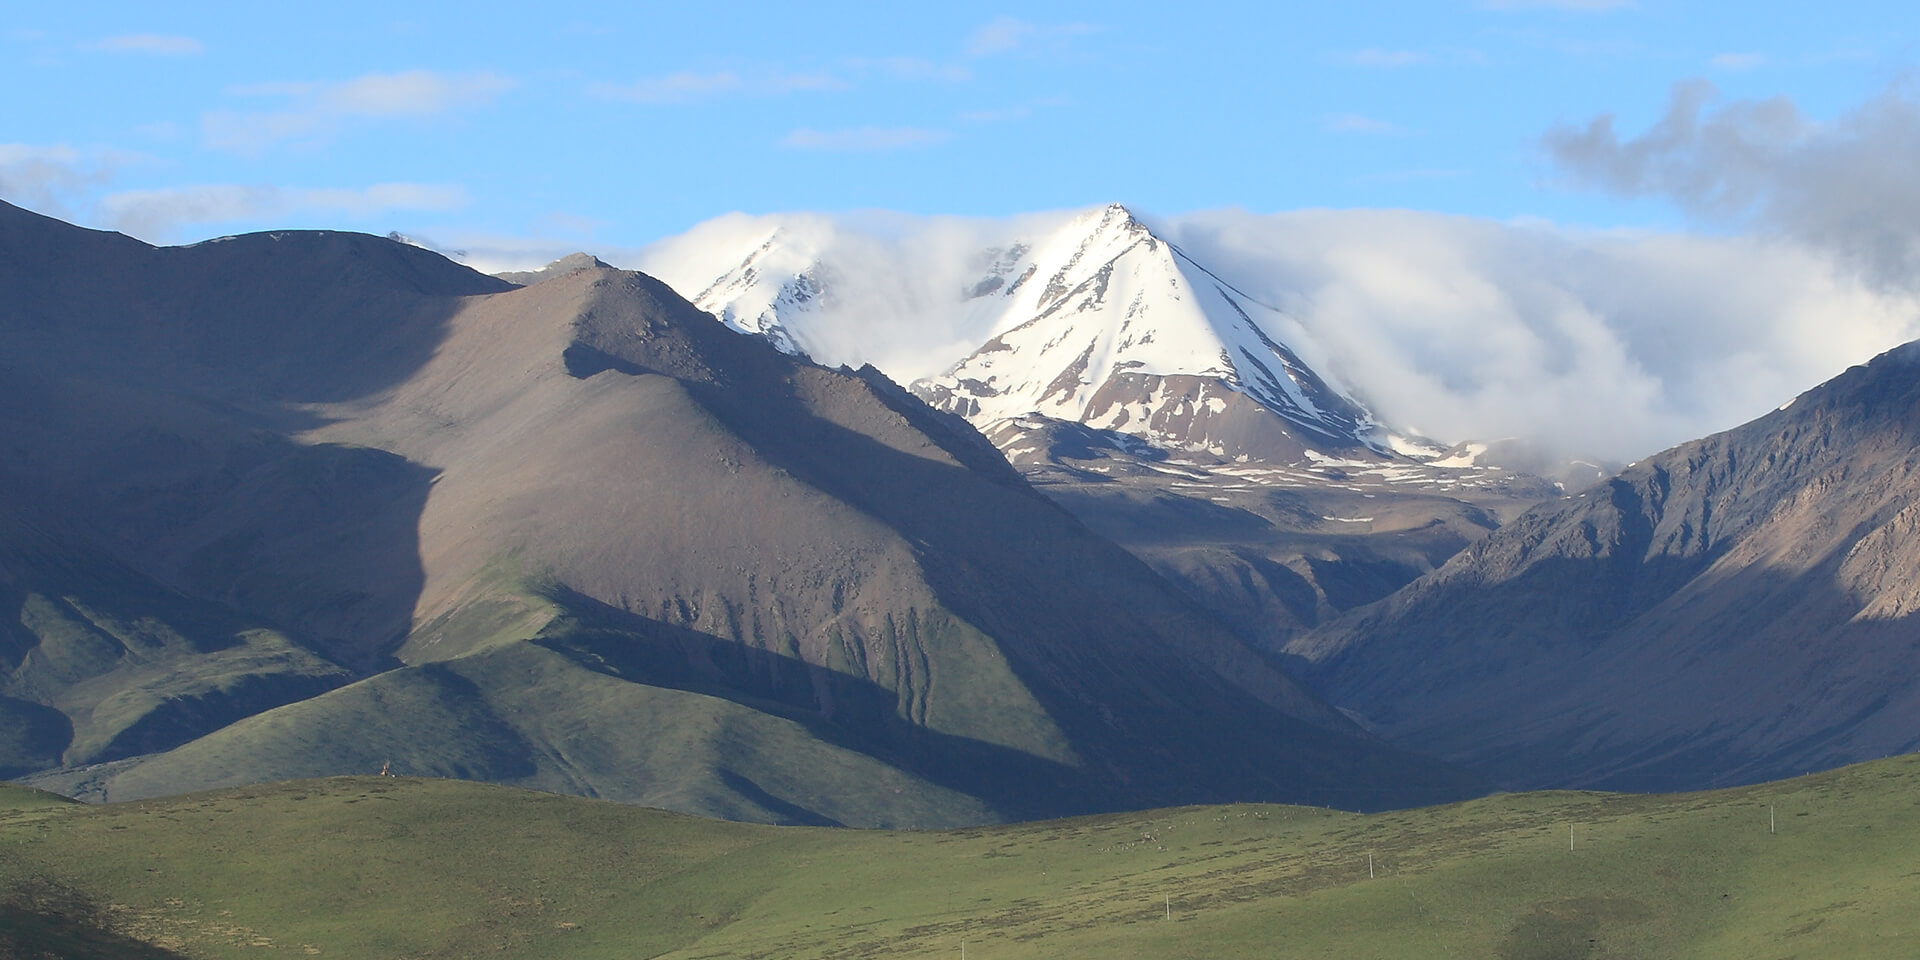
<box><xmin>1290</xmin><ymin>342</ymin><xmax>1920</xmax><ymax>790</ymax></box>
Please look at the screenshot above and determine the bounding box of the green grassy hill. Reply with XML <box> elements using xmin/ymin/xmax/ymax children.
<box><xmin>5</xmin><ymin>755</ymin><xmax>1919</xmax><ymax>959</ymax></box>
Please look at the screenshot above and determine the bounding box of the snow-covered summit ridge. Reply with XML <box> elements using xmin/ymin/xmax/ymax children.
<box><xmin>644</xmin><ymin>203</ymin><xmax>1399</xmax><ymax>462</ymax></box>
<box><xmin>682</xmin><ymin>225</ymin><xmax>831</xmax><ymax>358</ymax></box>
<box><xmin>915</xmin><ymin>204</ymin><xmax>1384</xmax><ymax>455</ymax></box>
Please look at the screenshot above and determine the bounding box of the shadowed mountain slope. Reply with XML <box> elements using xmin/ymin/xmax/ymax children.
<box><xmin>637</xmin><ymin>206</ymin><xmax>1562</xmax><ymax>683</ymax></box>
<box><xmin>1</xmin><ymin>202</ymin><xmax>1476</xmax><ymax>824</ymax></box>
<box><xmin>1289</xmin><ymin>342</ymin><xmax>1920</xmax><ymax>791</ymax></box>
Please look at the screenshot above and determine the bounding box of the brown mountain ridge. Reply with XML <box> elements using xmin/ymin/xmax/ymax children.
<box><xmin>1289</xmin><ymin>341</ymin><xmax>1920</xmax><ymax>791</ymax></box>
<box><xmin>0</xmin><ymin>201</ymin><xmax>1476</xmax><ymax>825</ymax></box>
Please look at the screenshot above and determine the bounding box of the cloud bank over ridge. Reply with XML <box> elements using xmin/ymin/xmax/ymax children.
<box><xmin>635</xmin><ymin>206</ymin><xmax>1920</xmax><ymax>465</ymax></box>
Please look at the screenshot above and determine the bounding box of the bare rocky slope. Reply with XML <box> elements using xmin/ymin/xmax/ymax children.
<box><xmin>639</xmin><ymin>204</ymin><xmax>1563</xmax><ymax>656</ymax></box>
<box><xmin>977</xmin><ymin>417</ymin><xmax>1555</xmax><ymax>652</ymax></box>
<box><xmin>0</xmin><ymin>201</ymin><xmax>1477</xmax><ymax>824</ymax></box>
<box><xmin>1289</xmin><ymin>342</ymin><xmax>1920</xmax><ymax>790</ymax></box>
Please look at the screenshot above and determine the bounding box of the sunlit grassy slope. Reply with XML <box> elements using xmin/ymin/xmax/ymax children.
<box><xmin>4</xmin><ymin>755</ymin><xmax>1918</xmax><ymax>959</ymax></box>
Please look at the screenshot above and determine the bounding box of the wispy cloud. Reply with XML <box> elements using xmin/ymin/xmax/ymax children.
<box><xmin>98</xmin><ymin>182</ymin><xmax>471</xmax><ymax>241</ymax></box>
<box><xmin>1544</xmin><ymin>79</ymin><xmax>1920</xmax><ymax>291</ymax></box>
<box><xmin>0</xmin><ymin>143</ymin><xmax>145</xmax><ymax>217</ymax></box>
<box><xmin>960</xmin><ymin>105</ymin><xmax>1028</xmax><ymax>124</ymax></box>
<box><xmin>959</xmin><ymin>95</ymin><xmax>1071</xmax><ymax>125</ymax></box>
<box><xmin>86</xmin><ymin>33</ymin><xmax>204</xmax><ymax>55</ymax></box>
<box><xmin>1479</xmin><ymin>0</ymin><xmax>1635</xmax><ymax>10</ymax></box>
<box><xmin>591</xmin><ymin>69</ymin><xmax>847</xmax><ymax>104</ymax></box>
<box><xmin>1338</xmin><ymin>48</ymin><xmax>1428</xmax><ymax>68</ymax></box>
<box><xmin>967</xmin><ymin>16</ymin><xmax>1034</xmax><ymax>57</ymax></box>
<box><xmin>1332</xmin><ymin>47</ymin><xmax>1486</xmax><ymax>68</ymax></box>
<box><xmin>594</xmin><ymin>56</ymin><xmax>970</xmax><ymax>104</ymax></box>
<box><xmin>964</xmin><ymin>16</ymin><xmax>1097</xmax><ymax>58</ymax></box>
<box><xmin>844</xmin><ymin>56</ymin><xmax>972</xmax><ymax>83</ymax></box>
<box><xmin>780</xmin><ymin>126</ymin><xmax>952</xmax><ymax>151</ymax></box>
<box><xmin>320</xmin><ymin>70</ymin><xmax>515</xmax><ymax>115</ymax></box>
<box><xmin>1352</xmin><ymin>168</ymin><xmax>1467</xmax><ymax>183</ymax></box>
<box><xmin>1325</xmin><ymin>113</ymin><xmax>1409</xmax><ymax>135</ymax></box>
<box><xmin>1709</xmin><ymin>52</ymin><xmax>1767</xmax><ymax>71</ymax></box>
<box><xmin>203</xmin><ymin>69</ymin><xmax>517</xmax><ymax>153</ymax></box>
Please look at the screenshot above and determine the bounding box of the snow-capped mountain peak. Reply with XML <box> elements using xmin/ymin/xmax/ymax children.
<box><xmin>917</xmin><ymin>203</ymin><xmax>1383</xmax><ymax>461</ymax></box>
<box><xmin>645</xmin><ymin>203</ymin><xmax>1393</xmax><ymax>464</ymax></box>
<box><xmin>684</xmin><ymin>226</ymin><xmax>831</xmax><ymax>357</ymax></box>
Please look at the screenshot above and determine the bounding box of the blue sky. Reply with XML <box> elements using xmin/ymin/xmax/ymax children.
<box><xmin>1</xmin><ymin>1</ymin><xmax>1914</xmax><ymax>249</ymax></box>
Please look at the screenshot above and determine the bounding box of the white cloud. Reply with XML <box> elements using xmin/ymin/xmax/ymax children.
<box><xmin>590</xmin><ymin>69</ymin><xmax>847</xmax><ymax>103</ymax></box>
<box><xmin>97</xmin><ymin>182</ymin><xmax>471</xmax><ymax>242</ymax></box>
<box><xmin>320</xmin><ymin>70</ymin><xmax>516</xmax><ymax>115</ymax></box>
<box><xmin>960</xmin><ymin>96</ymin><xmax>1070</xmax><ymax>125</ymax></box>
<box><xmin>87</xmin><ymin>33</ymin><xmax>203</xmax><ymax>55</ymax></box>
<box><xmin>779</xmin><ymin>126</ymin><xmax>952</xmax><ymax>151</ymax></box>
<box><xmin>227</xmin><ymin>81</ymin><xmax>320</xmax><ymax>97</ymax></box>
<box><xmin>0</xmin><ymin>143</ymin><xmax>144</xmax><ymax>217</ymax></box>
<box><xmin>1332</xmin><ymin>47</ymin><xmax>1487</xmax><ymax>68</ymax></box>
<box><xmin>414</xmin><ymin>224</ymin><xmax>658</xmax><ymax>276</ymax></box>
<box><xmin>596</xmin><ymin>71</ymin><xmax>741</xmax><ymax>101</ymax></box>
<box><xmin>203</xmin><ymin>70</ymin><xmax>516</xmax><ymax>153</ymax></box>
<box><xmin>843</xmin><ymin>56</ymin><xmax>972</xmax><ymax>83</ymax></box>
<box><xmin>202</xmin><ymin>112</ymin><xmax>325</xmax><ymax>153</ymax></box>
<box><xmin>966</xmin><ymin>16</ymin><xmax>1034</xmax><ymax>57</ymax></box>
<box><xmin>964</xmin><ymin>16</ymin><xmax>1097</xmax><ymax>58</ymax></box>
<box><xmin>1479</xmin><ymin>0</ymin><xmax>1635</xmax><ymax>10</ymax></box>
<box><xmin>960</xmin><ymin>105</ymin><xmax>1030</xmax><ymax>124</ymax></box>
<box><xmin>1352</xmin><ymin>168</ymin><xmax>1466</xmax><ymax>183</ymax></box>
<box><xmin>1</xmin><ymin>144</ymin><xmax>88</xmax><ymax>211</ymax></box>
<box><xmin>638</xmin><ymin>205</ymin><xmax>1920</xmax><ymax>464</ymax></box>
<box><xmin>1544</xmin><ymin>79</ymin><xmax>1920</xmax><ymax>291</ymax></box>
<box><xmin>1157</xmin><ymin>209</ymin><xmax>1919</xmax><ymax>462</ymax></box>
<box><xmin>1325</xmin><ymin>113</ymin><xmax>1408</xmax><ymax>135</ymax></box>
<box><xmin>592</xmin><ymin>57</ymin><xmax>972</xmax><ymax>104</ymax></box>
<box><xmin>1336</xmin><ymin>48</ymin><xmax>1430</xmax><ymax>68</ymax></box>
<box><xmin>638</xmin><ymin>209</ymin><xmax>1088</xmax><ymax>379</ymax></box>
<box><xmin>1709</xmin><ymin>52</ymin><xmax>1767</xmax><ymax>71</ymax></box>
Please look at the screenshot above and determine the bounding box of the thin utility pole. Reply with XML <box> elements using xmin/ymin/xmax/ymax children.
<box><xmin>1771</xmin><ymin>805</ymin><xmax>1775</xmax><ymax>834</ymax></box>
<box><xmin>1165</xmin><ymin>893</ymin><xmax>1171</xmax><ymax>920</ymax></box>
<box><xmin>1570</xmin><ymin>824</ymin><xmax>1575</xmax><ymax>851</ymax></box>
<box><xmin>1368</xmin><ymin>853</ymin><xmax>1374</xmax><ymax>878</ymax></box>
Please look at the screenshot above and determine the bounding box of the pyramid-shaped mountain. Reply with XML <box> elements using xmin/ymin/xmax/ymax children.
<box><xmin>913</xmin><ymin>204</ymin><xmax>1388</xmax><ymax>462</ymax></box>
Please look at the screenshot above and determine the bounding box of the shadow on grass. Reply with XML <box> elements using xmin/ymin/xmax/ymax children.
<box><xmin>0</xmin><ymin>907</ymin><xmax>191</xmax><ymax>959</ymax></box>
<box><xmin>530</xmin><ymin>586</ymin><xmax>1092</xmax><ymax>823</ymax></box>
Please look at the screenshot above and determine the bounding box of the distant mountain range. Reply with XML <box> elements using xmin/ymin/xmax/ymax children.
<box><xmin>8</xmin><ymin>195</ymin><xmax>1918</xmax><ymax>824</ymax></box>
<box><xmin>0</xmin><ymin>200</ymin><xmax>1474</xmax><ymax>825</ymax></box>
